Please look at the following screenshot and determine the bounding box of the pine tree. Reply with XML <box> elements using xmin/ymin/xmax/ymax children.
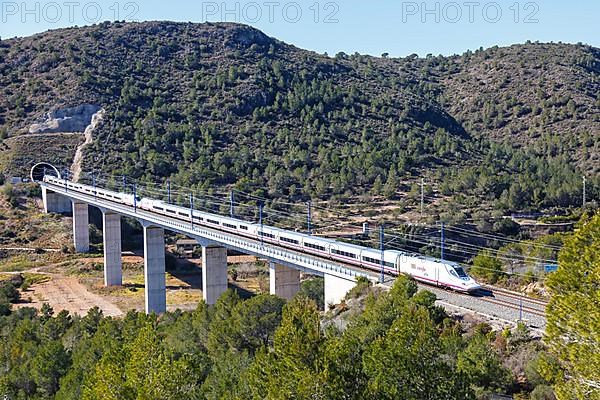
<box><xmin>544</xmin><ymin>213</ymin><xmax>600</xmax><ymax>399</ymax></box>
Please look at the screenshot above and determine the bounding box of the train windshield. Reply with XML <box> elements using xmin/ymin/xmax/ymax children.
<box><xmin>454</xmin><ymin>266</ymin><xmax>468</xmax><ymax>278</ymax></box>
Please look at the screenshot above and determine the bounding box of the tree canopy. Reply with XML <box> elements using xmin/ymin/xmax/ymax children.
<box><xmin>544</xmin><ymin>212</ymin><xmax>600</xmax><ymax>399</ymax></box>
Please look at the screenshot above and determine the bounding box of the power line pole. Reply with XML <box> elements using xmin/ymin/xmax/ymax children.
<box><xmin>307</xmin><ymin>201</ymin><xmax>312</xmax><ymax>235</ymax></box>
<box><xmin>190</xmin><ymin>193</ymin><xmax>194</xmax><ymax>228</ymax></box>
<box><xmin>583</xmin><ymin>175</ymin><xmax>587</xmax><ymax>207</ymax></box>
<box><xmin>122</xmin><ymin>175</ymin><xmax>127</xmax><ymax>193</ymax></box>
<box><xmin>380</xmin><ymin>225</ymin><xmax>385</xmax><ymax>284</ymax></box>
<box><xmin>440</xmin><ymin>221</ymin><xmax>445</xmax><ymax>261</ymax></box>
<box><xmin>133</xmin><ymin>183</ymin><xmax>137</xmax><ymax>213</ymax></box>
<box><xmin>230</xmin><ymin>191</ymin><xmax>235</xmax><ymax>218</ymax></box>
<box><xmin>167</xmin><ymin>179</ymin><xmax>171</xmax><ymax>204</ymax></box>
<box><xmin>92</xmin><ymin>171</ymin><xmax>96</xmax><ymax>200</ymax></box>
<box><xmin>259</xmin><ymin>202</ymin><xmax>264</xmax><ymax>246</ymax></box>
<box><xmin>420</xmin><ymin>178</ymin><xmax>425</xmax><ymax>218</ymax></box>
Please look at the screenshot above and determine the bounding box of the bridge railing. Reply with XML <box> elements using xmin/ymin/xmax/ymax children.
<box><xmin>144</xmin><ymin>209</ymin><xmax>368</xmax><ymax>280</ymax></box>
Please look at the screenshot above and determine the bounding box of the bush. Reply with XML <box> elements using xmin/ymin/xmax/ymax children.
<box><xmin>471</xmin><ymin>250</ymin><xmax>505</xmax><ymax>284</ymax></box>
<box><xmin>0</xmin><ymin>281</ymin><xmax>20</xmax><ymax>303</ymax></box>
<box><xmin>493</xmin><ymin>218</ymin><xmax>520</xmax><ymax>236</ymax></box>
<box><xmin>21</xmin><ymin>281</ymin><xmax>31</xmax><ymax>292</ymax></box>
<box><xmin>0</xmin><ymin>300</ymin><xmax>10</xmax><ymax>316</ymax></box>
<box><xmin>530</xmin><ymin>384</ymin><xmax>556</xmax><ymax>400</ymax></box>
<box><xmin>298</xmin><ymin>277</ymin><xmax>324</xmax><ymax>310</ymax></box>
<box><xmin>1</xmin><ymin>184</ymin><xmax>19</xmax><ymax>207</ymax></box>
<box><xmin>346</xmin><ymin>276</ymin><xmax>372</xmax><ymax>299</ymax></box>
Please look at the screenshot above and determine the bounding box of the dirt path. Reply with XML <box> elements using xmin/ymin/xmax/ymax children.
<box><xmin>16</xmin><ymin>276</ymin><xmax>123</xmax><ymax>317</ymax></box>
<box><xmin>0</xmin><ymin>247</ymin><xmax>61</xmax><ymax>252</ymax></box>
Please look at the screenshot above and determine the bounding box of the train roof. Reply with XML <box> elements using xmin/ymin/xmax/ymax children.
<box><xmin>331</xmin><ymin>240</ymin><xmax>369</xmax><ymax>251</ymax></box>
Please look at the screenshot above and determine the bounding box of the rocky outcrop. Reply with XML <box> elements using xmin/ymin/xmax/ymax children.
<box><xmin>29</xmin><ymin>104</ymin><xmax>101</xmax><ymax>134</ymax></box>
<box><xmin>71</xmin><ymin>108</ymin><xmax>105</xmax><ymax>182</ymax></box>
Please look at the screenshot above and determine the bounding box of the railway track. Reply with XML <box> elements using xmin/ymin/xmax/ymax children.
<box><xmin>473</xmin><ymin>286</ymin><xmax>548</xmax><ymax>319</ymax></box>
<box><xmin>413</xmin><ymin>282</ymin><xmax>550</xmax><ymax>330</ymax></box>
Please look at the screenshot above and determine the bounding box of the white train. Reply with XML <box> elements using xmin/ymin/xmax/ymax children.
<box><xmin>45</xmin><ymin>176</ymin><xmax>481</xmax><ymax>293</ymax></box>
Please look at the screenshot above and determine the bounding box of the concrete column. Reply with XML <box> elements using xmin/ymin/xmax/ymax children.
<box><xmin>269</xmin><ymin>262</ymin><xmax>300</xmax><ymax>300</ymax></box>
<box><xmin>202</xmin><ymin>246</ymin><xmax>228</xmax><ymax>305</ymax></box>
<box><xmin>144</xmin><ymin>226</ymin><xmax>166</xmax><ymax>314</ymax></box>
<box><xmin>103</xmin><ymin>212</ymin><xmax>122</xmax><ymax>286</ymax></box>
<box><xmin>42</xmin><ymin>187</ymin><xmax>71</xmax><ymax>214</ymax></box>
<box><xmin>324</xmin><ymin>274</ymin><xmax>357</xmax><ymax>308</ymax></box>
<box><xmin>72</xmin><ymin>201</ymin><xmax>90</xmax><ymax>253</ymax></box>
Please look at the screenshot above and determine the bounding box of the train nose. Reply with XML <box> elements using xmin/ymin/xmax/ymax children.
<box><xmin>467</xmin><ymin>282</ymin><xmax>481</xmax><ymax>292</ymax></box>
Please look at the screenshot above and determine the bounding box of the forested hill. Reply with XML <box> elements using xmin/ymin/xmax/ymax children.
<box><xmin>0</xmin><ymin>21</ymin><xmax>598</xmax><ymax>212</ymax></box>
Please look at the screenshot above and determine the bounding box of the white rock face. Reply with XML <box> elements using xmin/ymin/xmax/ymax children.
<box><xmin>71</xmin><ymin>108</ymin><xmax>105</xmax><ymax>182</ymax></box>
<box><xmin>29</xmin><ymin>104</ymin><xmax>101</xmax><ymax>134</ymax></box>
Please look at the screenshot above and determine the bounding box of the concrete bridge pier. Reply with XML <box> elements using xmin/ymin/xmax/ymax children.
<box><xmin>72</xmin><ymin>201</ymin><xmax>90</xmax><ymax>253</ymax></box>
<box><xmin>143</xmin><ymin>225</ymin><xmax>166</xmax><ymax>314</ymax></box>
<box><xmin>41</xmin><ymin>186</ymin><xmax>71</xmax><ymax>214</ymax></box>
<box><xmin>103</xmin><ymin>212</ymin><xmax>122</xmax><ymax>286</ymax></box>
<box><xmin>325</xmin><ymin>275</ymin><xmax>357</xmax><ymax>308</ymax></box>
<box><xmin>202</xmin><ymin>246</ymin><xmax>228</xmax><ymax>305</ymax></box>
<box><xmin>269</xmin><ymin>262</ymin><xmax>300</xmax><ymax>300</ymax></box>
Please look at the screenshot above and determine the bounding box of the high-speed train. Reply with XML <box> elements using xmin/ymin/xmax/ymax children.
<box><xmin>45</xmin><ymin>176</ymin><xmax>481</xmax><ymax>293</ymax></box>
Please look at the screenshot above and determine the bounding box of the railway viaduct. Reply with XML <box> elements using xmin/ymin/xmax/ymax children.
<box><xmin>32</xmin><ymin>164</ymin><xmax>373</xmax><ymax>314</ymax></box>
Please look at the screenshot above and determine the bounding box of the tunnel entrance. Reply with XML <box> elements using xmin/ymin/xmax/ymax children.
<box><xmin>30</xmin><ymin>163</ymin><xmax>61</xmax><ymax>182</ymax></box>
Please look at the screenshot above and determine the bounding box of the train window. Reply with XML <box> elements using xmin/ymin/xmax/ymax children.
<box><xmin>178</xmin><ymin>212</ymin><xmax>188</xmax><ymax>216</ymax></box>
<box><xmin>331</xmin><ymin>249</ymin><xmax>356</xmax><ymax>259</ymax></box>
<box><xmin>362</xmin><ymin>256</ymin><xmax>395</xmax><ymax>268</ymax></box>
<box><xmin>223</xmin><ymin>223</ymin><xmax>237</xmax><ymax>229</ymax></box>
<box><xmin>304</xmin><ymin>242</ymin><xmax>326</xmax><ymax>252</ymax></box>
<box><xmin>239</xmin><ymin>225</ymin><xmax>248</xmax><ymax>230</ymax></box>
<box><xmin>259</xmin><ymin>231</ymin><xmax>275</xmax><ymax>239</ymax></box>
<box><xmin>280</xmin><ymin>237</ymin><xmax>299</xmax><ymax>245</ymax></box>
<box><xmin>153</xmin><ymin>206</ymin><xmax>165</xmax><ymax>211</ymax></box>
<box><xmin>166</xmin><ymin>209</ymin><xmax>176</xmax><ymax>214</ymax></box>
<box><xmin>454</xmin><ymin>267</ymin><xmax>468</xmax><ymax>278</ymax></box>
<box><xmin>207</xmin><ymin>219</ymin><xmax>220</xmax><ymax>225</ymax></box>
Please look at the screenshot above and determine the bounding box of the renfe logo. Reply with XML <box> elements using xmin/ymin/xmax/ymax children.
<box><xmin>411</xmin><ymin>264</ymin><xmax>426</xmax><ymax>272</ymax></box>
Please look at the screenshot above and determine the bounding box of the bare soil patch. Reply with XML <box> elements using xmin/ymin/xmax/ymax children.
<box><xmin>16</xmin><ymin>276</ymin><xmax>123</xmax><ymax>317</ymax></box>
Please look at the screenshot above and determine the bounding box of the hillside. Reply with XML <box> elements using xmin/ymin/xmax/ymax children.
<box><xmin>0</xmin><ymin>21</ymin><xmax>598</xmax><ymax>216</ymax></box>
<box><xmin>440</xmin><ymin>43</ymin><xmax>600</xmax><ymax>170</ymax></box>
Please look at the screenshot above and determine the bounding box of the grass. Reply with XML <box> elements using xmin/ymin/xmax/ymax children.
<box><xmin>0</xmin><ymin>254</ymin><xmax>47</xmax><ymax>272</ymax></box>
<box><xmin>167</xmin><ymin>289</ymin><xmax>202</xmax><ymax>304</ymax></box>
<box><xmin>23</xmin><ymin>273</ymin><xmax>51</xmax><ymax>285</ymax></box>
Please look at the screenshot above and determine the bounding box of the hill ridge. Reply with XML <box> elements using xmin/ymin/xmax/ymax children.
<box><xmin>0</xmin><ymin>21</ymin><xmax>598</xmax><ymax>215</ymax></box>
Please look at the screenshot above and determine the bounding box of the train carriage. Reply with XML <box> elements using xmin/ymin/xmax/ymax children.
<box><xmin>360</xmin><ymin>248</ymin><xmax>402</xmax><ymax>274</ymax></box>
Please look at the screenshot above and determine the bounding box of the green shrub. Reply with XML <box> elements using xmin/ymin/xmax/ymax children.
<box><xmin>471</xmin><ymin>250</ymin><xmax>505</xmax><ymax>284</ymax></box>
<box><xmin>298</xmin><ymin>277</ymin><xmax>324</xmax><ymax>310</ymax></box>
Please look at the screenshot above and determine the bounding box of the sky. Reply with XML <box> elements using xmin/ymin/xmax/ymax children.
<box><xmin>0</xmin><ymin>0</ymin><xmax>598</xmax><ymax>57</ymax></box>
